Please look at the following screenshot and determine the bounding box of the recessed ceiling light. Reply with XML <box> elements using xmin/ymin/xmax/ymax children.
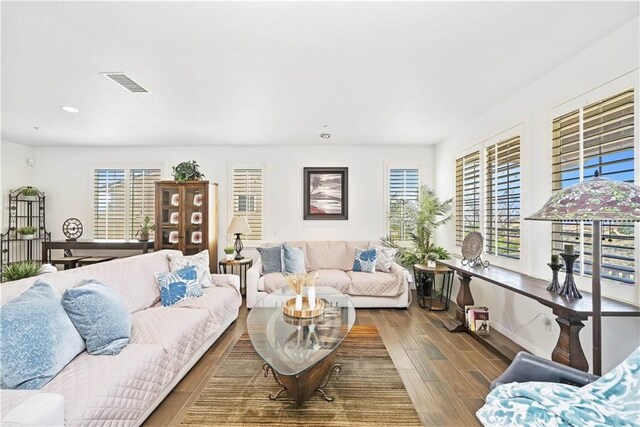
<box><xmin>61</xmin><ymin>105</ymin><xmax>79</xmax><ymax>113</ymax></box>
<box><xmin>320</xmin><ymin>133</ymin><xmax>331</xmax><ymax>139</ymax></box>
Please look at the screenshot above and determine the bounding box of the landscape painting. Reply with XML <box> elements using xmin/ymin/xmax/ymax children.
<box><xmin>303</xmin><ymin>167</ymin><xmax>348</xmax><ymax>220</ymax></box>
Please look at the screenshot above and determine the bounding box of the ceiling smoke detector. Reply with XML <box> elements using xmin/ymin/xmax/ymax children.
<box><xmin>101</xmin><ymin>72</ymin><xmax>149</xmax><ymax>93</ymax></box>
<box><xmin>320</xmin><ymin>133</ymin><xmax>331</xmax><ymax>139</ymax></box>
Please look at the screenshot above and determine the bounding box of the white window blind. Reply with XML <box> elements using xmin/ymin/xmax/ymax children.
<box><xmin>485</xmin><ymin>137</ymin><xmax>521</xmax><ymax>259</ymax></box>
<box><xmin>455</xmin><ymin>151</ymin><xmax>480</xmax><ymax>246</ymax></box>
<box><xmin>388</xmin><ymin>168</ymin><xmax>420</xmax><ymax>241</ymax></box>
<box><xmin>129</xmin><ymin>169</ymin><xmax>162</xmax><ymax>238</ymax></box>
<box><xmin>94</xmin><ymin>169</ymin><xmax>126</xmax><ymax>239</ymax></box>
<box><xmin>94</xmin><ymin>167</ymin><xmax>161</xmax><ymax>240</ymax></box>
<box><xmin>552</xmin><ymin>89</ymin><xmax>635</xmax><ymax>285</ymax></box>
<box><xmin>231</xmin><ymin>166</ymin><xmax>263</xmax><ymax>241</ymax></box>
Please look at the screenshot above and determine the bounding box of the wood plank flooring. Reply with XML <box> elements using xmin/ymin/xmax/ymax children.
<box><xmin>145</xmin><ymin>294</ymin><xmax>508</xmax><ymax>426</ymax></box>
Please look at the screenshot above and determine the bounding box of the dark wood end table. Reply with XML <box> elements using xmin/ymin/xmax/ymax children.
<box><xmin>218</xmin><ymin>258</ymin><xmax>253</xmax><ymax>297</ymax></box>
<box><xmin>413</xmin><ymin>264</ymin><xmax>454</xmax><ymax>311</ymax></box>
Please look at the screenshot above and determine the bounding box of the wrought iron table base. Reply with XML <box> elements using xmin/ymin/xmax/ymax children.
<box><xmin>263</xmin><ymin>363</ymin><xmax>341</xmax><ymax>403</ymax></box>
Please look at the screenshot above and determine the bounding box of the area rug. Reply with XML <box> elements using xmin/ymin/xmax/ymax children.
<box><xmin>180</xmin><ymin>325</ymin><xmax>422</xmax><ymax>426</ymax></box>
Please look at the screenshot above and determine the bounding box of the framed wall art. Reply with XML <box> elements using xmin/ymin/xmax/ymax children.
<box><xmin>303</xmin><ymin>167</ymin><xmax>348</xmax><ymax>220</ymax></box>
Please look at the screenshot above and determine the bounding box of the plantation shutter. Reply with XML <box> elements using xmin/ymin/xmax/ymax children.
<box><xmin>485</xmin><ymin>137</ymin><xmax>521</xmax><ymax>258</ymax></box>
<box><xmin>232</xmin><ymin>167</ymin><xmax>263</xmax><ymax>241</ymax></box>
<box><xmin>94</xmin><ymin>169</ymin><xmax>126</xmax><ymax>239</ymax></box>
<box><xmin>388</xmin><ymin>168</ymin><xmax>420</xmax><ymax>241</ymax></box>
<box><xmin>551</xmin><ymin>89</ymin><xmax>635</xmax><ymax>285</ymax></box>
<box><xmin>455</xmin><ymin>151</ymin><xmax>480</xmax><ymax>246</ymax></box>
<box><xmin>129</xmin><ymin>169</ymin><xmax>161</xmax><ymax>238</ymax></box>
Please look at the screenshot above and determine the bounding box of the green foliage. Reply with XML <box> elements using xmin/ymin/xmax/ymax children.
<box><xmin>20</xmin><ymin>187</ymin><xmax>39</xmax><ymax>197</ymax></box>
<box><xmin>381</xmin><ymin>185</ymin><xmax>452</xmax><ymax>265</ymax></box>
<box><xmin>17</xmin><ymin>226</ymin><xmax>37</xmax><ymax>235</ymax></box>
<box><xmin>136</xmin><ymin>216</ymin><xmax>155</xmax><ymax>236</ymax></box>
<box><xmin>2</xmin><ymin>261</ymin><xmax>40</xmax><ymax>282</ymax></box>
<box><xmin>224</xmin><ymin>246</ymin><xmax>235</xmax><ymax>254</ymax></box>
<box><xmin>172</xmin><ymin>160</ymin><xmax>205</xmax><ymax>182</ymax></box>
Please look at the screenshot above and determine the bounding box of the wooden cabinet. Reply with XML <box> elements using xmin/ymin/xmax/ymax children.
<box><xmin>154</xmin><ymin>181</ymin><xmax>218</xmax><ymax>270</ymax></box>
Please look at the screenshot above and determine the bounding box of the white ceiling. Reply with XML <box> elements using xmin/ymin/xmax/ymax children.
<box><xmin>1</xmin><ymin>1</ymin><xmax>638</xmax><ymax>147</ymax></box>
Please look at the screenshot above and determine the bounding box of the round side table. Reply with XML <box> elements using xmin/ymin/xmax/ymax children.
<box><xmin>413</xmin><ymin>264</ymin><xmax>454</xmax><ymax>311</ymax></box>
<box><xmin>218</xmin><ymin>258</ymin><xmax>254</xmax><ymax>297</ymax></box>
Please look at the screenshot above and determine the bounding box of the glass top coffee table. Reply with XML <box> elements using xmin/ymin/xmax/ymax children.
<box><xmin>247</xmin><ymin>286</ymin><xmax>356</xmax><ymax>406</ymax></box>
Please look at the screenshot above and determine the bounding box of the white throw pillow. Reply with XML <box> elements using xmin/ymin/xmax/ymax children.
<box><xmin>167</xmin><ymin>250</ymin><xmax>213</xmax><ymax>287</ymax></box>
<box><xmin>369</xmin><ymin>244</ymin><xmax>398</xmax><ymax>272</ymax></box>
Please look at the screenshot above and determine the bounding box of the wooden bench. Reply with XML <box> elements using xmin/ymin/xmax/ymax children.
<box><xmin>50</xmin><ymin>256</ymin><xmax>89</xmax><ymax>270</ymax></box>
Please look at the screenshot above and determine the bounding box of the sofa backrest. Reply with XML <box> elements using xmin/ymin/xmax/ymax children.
<box><xmin>1</xmin><ymin>250</ymin><xmax>180</xmax><ymax>313</ymax></box>
<box><xmin>260</xmin><ymin>241</ymin><xmax>379</xmax><ymax>271</ymax></box>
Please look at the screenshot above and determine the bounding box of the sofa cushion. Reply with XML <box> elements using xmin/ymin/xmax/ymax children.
<box><xmin>130</xmin><ymin>307</ymin><xmax>210</xmax><ymax>369</ymax></box>
<box><xmin>172</xmin><ymin>286</ymin><xmax>242</xmax><ymax>336</ymax></box>
<box><xmin>261</xmin><ymin>273</ymin><xmax>288</xmax><ymax>293</ymax></box>
<box><xmin>306</xmin><ymin>241</ymin><xmax>352</xmax><ymax>271</ymax></box>
<box><xmin>283</xmin><ymin>243</ymin><xmax>306</xmax><ymax>275</ymax></box>
<box><xmin>313</xmin><ymin>270</ymin><xmax>351</xmax><ymax>293</ymax></box>
<box><xmin>348</xmin><ymin>271</ymin><xmax>401</xmax><ymax>296</ymax></box>
<box><xmin>41</xmin><ymin>343</ymin><xmax>174</xmax><ymax>426</ymax></box>
<box><xmin>352</xmin><ymin>248</ymin><xmax>378</xmax><ymax>273</ymax></box>
<box><xmin>167</xmin><ymin>250</ymin><xmax>213</xmax><ymax>287</ymax></box>
<box><xmin>369</xmin><ymin>244</ymin><xmax>398</xmax><ymax>272</ymax></box>
<box><xmin>1</xmin><ymin>280</ymin><xmax>85</xmax><ymax>390</ymax></box>
<box><xmin>155</xmin><ymin>266</ymin><xmax>204</xmax><ymax>307</ymax></box>
<box><xmin>62</xmin><ymin>279</ymin><xmax>131</xmax><ymax>355</ymax></box>
<box><xmin>256</xmin><ymin>245</ymin><xmax>282</xmax><ymax>274</ymax></box>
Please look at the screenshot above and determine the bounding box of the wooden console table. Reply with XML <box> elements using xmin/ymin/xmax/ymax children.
<box><xmin>43</xmin><ymin>240</ymin><xmax>154</xmax><ymax>263</ymax></box>
<box><xmin>437</xmin><ymin>258</ymin><xmax>640</xmax><ymax>372</ymax></box>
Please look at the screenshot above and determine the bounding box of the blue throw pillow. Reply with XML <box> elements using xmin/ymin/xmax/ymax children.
<box><xmin>62</xmin><ymin>279</ymin><xmax>131</xmax><ymax>355</ymax></box>
<box><xmin>353</xmin><ymin>248</ymin><xmax>378</xmax><ymax>273</ymax></box>
<box><xmin>257</xmin><ymin>245</ymin><xmax>283</xmax><ymax>274</ymax></box>
<box><xmin>155</xmin><ymin>266</ymin><xmax>203</xmax><ymax>307</ymax></box>
<box><xmin>283</xmin><ymin>243</ymin><xmax>306</xmax><ymax>276</ymax></box>
<box><xmin>1</xmin><ymin>280</ymin><xmax>86</xmax><ymax>390</ymax></box>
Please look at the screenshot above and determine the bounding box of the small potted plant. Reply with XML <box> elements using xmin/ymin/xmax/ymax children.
<box><xmin>224</xmin><ymin>246</ymin><xmax>235</xmax><ymax>261</ymax></box>
<box><xmin>17</xmin><ymin>226</ymin><xmax>37</xmax><ymax>240</ymax></box>
<box><xmin>135</xmin><ymin>216</ymin><xmax>154</xmax><ymax>242</ymax></box>
<box><xmin>20</xmin><ymin>187</ymin><xmax>40</xmax><ymax>201</ymax></box>
<box><xmin>2</xmin><ymin>261</ymin><xmax>41</xmax><ymax>282</ymax></box>
<box><xmin>172</xmin><ymin>160</ymin><xmax>205</xmax><ymax>182</ymax></box>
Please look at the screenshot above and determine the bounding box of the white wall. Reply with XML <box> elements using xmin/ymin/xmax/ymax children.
<box><xmin>29</xmin><ymin>144</ymin><xmax>434</xmax><ymax>259</ymax></box>
<box><xmin>1</xmin><ymin>140</ymin><xmax>35</xmax><ymax>230</ymax></box>
<box><xmin>434</xmin><ymin>18</ymin><xmax>640</xmax><ymax>372</ymax></box>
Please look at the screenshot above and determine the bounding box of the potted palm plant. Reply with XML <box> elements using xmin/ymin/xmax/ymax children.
<box><xmin>135</xmin><ymin>216</ymin><xmax>154</xmax><ymax>242</ymax></box>
<box><xmin>17</xmin><ymin>226</ymin><xmax>37</xmax><ymax>240</ymax></box>
<box><xmin>381</xmin><ymin>185</ymin><xmax>452</xmax><ymax>266</ymax></box>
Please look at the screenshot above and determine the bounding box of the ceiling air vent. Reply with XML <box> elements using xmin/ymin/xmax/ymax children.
<box><xmin>101</xmin><ymin>72</ymin><xmax>148</xmax><ymax>93</ymax></box>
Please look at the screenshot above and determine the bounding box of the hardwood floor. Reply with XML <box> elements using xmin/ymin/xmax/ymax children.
<box><xmin>145</xmin><ymin>294</ymin><xmax>508</xmax><ymax>426</ymax></box>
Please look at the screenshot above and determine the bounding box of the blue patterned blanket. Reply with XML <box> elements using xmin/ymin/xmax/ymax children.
<box><xmin>477</xmin><ymin>347</ymin><xmax>640</xmax><ymax>426</ymax></box>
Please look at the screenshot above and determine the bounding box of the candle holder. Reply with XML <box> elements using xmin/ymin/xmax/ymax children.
<box><xmin>546</xmin><ymin>263</ymin><xmax>562</xmax><ymax>293</ymax></box>
<box><xmin>558</xmin><ymin>252</ymin><xmax>582</xmax><ymax>299</ymax></box>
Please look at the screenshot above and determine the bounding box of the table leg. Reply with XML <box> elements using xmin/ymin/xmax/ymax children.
<box><xmin>442</xmin><ymin>272</ymin><xmax>474</xmax><ymax>333</ymax></box>
<box><xmin>552</xmin><ymin>308</ymin><xmax>589</xmax><ymax>372</ymax></box>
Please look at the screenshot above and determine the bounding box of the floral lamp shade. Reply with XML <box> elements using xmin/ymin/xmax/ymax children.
<box><xmin>525</xmin><ymin>177</ymin><xmax>640</xmax><ymax>223</ymax></box>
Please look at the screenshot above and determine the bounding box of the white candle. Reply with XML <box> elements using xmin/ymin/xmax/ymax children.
<box><xmin>308</xmin><ymin>286</ymin><xmax>316</xmax><ymax>310</ymax></box>
<box><xmin>295</xmin><ymin>294</ymin><xmax>303</xmax><ymax>311</ymax></box>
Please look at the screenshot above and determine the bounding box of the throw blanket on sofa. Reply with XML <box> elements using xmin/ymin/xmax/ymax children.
<box><xmin>476</xmin><ymin>347</ymin><xmax>640</xmax><ymax>427</ymax></box>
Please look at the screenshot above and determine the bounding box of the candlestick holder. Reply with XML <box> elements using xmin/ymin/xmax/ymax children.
<box><xmin>558</xmin><ymin>252</ymin><xmax>582</xmax><ymax>299</ymax></box>
<box><xmin>546</xmin><ymin>263</ymin><xmax>562</xmax><ymax>293</ymax></box>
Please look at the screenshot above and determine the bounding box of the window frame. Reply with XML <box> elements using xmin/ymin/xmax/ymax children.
<box><xmin>91</xmin><ymin>164</ymin><xmax>164</xmax><ymax>240</ymax></box>
<box><xmin>228</xmin><ymin>163</ymin><xmax>266</xmax><ymax>247</ymax></box>
<box><xmin>548</xmin><ymin>74</ymin><xmax>638</xmax><ymax>303</ymax></box>
<box><xmin>384</xmin><ymin>163</ymin><xmax>422</xmax><ymax>244</ymax></box>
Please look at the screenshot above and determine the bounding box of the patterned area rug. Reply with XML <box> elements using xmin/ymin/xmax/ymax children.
<box><xmin>180</xmin><ymin>325</ymin><xmax>422</xmax><ymax>426</ymax></box>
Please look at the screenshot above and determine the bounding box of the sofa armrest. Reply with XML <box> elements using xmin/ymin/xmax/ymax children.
<box><xmin>491</xmin><ymin>351</ymin><xmax>600</xmax><ymax>391</ymax></box>
<box><xmin>210</xmin><ymin>273</ymin><xmax>240</xmax><ymax>294</ymax></box>
<box><xmin>1</xmin><ymin>392</ymin><xmax>65</xmax><ymax>426</ymax></box>
<box><xmin>246</xmin><ymin>261</ymin><xmax>262</xmax><ymax>308</ymax></box>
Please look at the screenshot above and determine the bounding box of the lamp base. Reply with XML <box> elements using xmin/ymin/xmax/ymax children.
<box><xmin>234</xmin><ymin>233</ymin><xmax>244</xmax><ymax>260</ymax></box>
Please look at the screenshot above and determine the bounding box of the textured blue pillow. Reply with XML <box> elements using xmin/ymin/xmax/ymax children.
<box><xmin>283</xmin><ymin>243</ymin><xmax>306</xmax><ymax>275</ymax></box>
<box><xmin>62</xmin><ymin>280</ymin><xmax>131</xmax><ymax>355</ymax></box>
<box><xmin>257</xmin><ymin>245</ymin><xmax>282</xmax><ymax>274</ymax></box>
<box><xmin>353</xmin><ymin>248</ymin><xmax>378</xmax><ymax>273</ymax></box>
<box><xmin>0</xmin><ymin>280</ymin><xmax>85</xmax><ymax>390</ymax></box>
<box><xmin>155</xmin><ymin>266</ymin><xmax>203</xmax><ymax>307</ymax></box>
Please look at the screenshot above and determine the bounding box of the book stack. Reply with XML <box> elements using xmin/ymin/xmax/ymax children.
<box><xmin>465</xmin><ymin>306</ymin><xmax>490</xmax><ymax>335</ymax></box>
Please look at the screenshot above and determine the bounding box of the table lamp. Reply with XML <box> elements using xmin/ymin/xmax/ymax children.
<box><xmin>228</xmin><ymin>216</ymin><xmax>251</xmax><ymax>260</ymax></box>
<box><xmin>526</xmin><ymin>171</ymin><xmax>640</xmax><ymax>375</ymax></box>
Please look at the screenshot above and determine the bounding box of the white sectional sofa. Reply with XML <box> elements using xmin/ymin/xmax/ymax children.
<box><xmin>0</xmin><ymin>250</ymin><xmax>241</xmax><ymax>427</ymax></box>
<box><xmin>246</xmin><ymin>241</ymin><xmax>411</xmax><ymax>308</ymax></box>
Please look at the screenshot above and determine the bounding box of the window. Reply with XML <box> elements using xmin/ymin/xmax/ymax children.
<box><xmin>93</xmin><ymin>168</ymin><xmax>162</xmax><ymax>239</ymax></box>
<box><xmin>231</xmin><ymin>166</ymin><xmax>264</xmax><ymax>242</ymax></box>
<box><xmin>387</xmin><ymin>167</ymin><xmax>420</xmax><ymax>241</ymax></box>
<box><xmin>485</xmin><ymin>137</ymin><xmax>521</xmax><ymax>259</ymax></box>
<box><xmin>552</xmin><ymin>89</ymin><xmax>635</xmax><ymax>285</ymax></box>
<box><xmin>455</xmin><ymin>151</ymin><xmax>480</xmax><ymax>246</ymax></box>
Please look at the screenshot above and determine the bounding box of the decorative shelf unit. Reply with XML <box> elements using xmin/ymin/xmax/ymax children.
<box><xmin>154</xmin><ymin>181</ymin><xmax>218</xmax><ymax>271</ymax></box>
<box><xmin>0</xmin><ymin>187</ymin><xmax>51</xmax><ymax>281</ymax></box>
